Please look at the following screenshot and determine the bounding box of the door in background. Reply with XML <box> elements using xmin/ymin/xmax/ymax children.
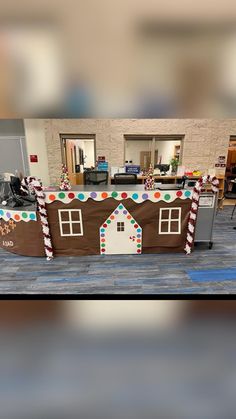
<box><xmin>0</xmin><ymin>137</ymin><xmax>29</xmax><ymax>176</ymax></box>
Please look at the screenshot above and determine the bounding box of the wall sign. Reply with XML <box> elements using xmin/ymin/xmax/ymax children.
<box><xmin>199</xmin><ymin>195</ymin><xmax>215</xmax><ymax>208</ymax></box>
<box><xmin>30</xmin><ymin>155</ymin><xmax>38</xmax><ymax>163</ymax></box>
<box><xmin>218</xmin><ymin>155</ymin><xmax>226</xmax><ymax>164</ymax></box>
<box><xmin>215</xmin><ymin>155</ymin><xmax>226</xmax><ymax>168</ymax></box>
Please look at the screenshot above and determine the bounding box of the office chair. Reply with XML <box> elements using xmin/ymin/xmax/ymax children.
<box><xmin>114</xmin><ymin>173</ymin><xmax>138</xmax><ymax>184</ymax></box>
<box><xmin>84</xmin><ymin>170</ymin><xmax>108</xmax><ymax>185</ymax></box>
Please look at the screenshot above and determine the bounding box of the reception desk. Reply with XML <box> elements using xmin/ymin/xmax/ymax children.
<box><xmin>0</xmin><ymin>185</ymin><xmax>193</xmax><ymax>257</ymax></box>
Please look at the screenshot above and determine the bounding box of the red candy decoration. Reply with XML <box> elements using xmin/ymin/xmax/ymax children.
<box><xmin>176</xmin><ymin>190</ymin><xmax>182</xmax><ymax>197</ymax></box>
<box><xmin>68</xmin><ymin>192</ymin><xmax>75</xmax><ymax>199</ymax></box>
<box><xmin>121</xmin><ymin>192</ymin><xmax>127</xmax><ymax>199</ymax></box>
<box><xmin>134</xmin><ymin>224</ymin><xmax>138</xmax><ymax>228</ymax></box>
<box><xmin>103</xmin><ymin>223</ymin><xmax>107</xmax><ymax>228</ymax></box>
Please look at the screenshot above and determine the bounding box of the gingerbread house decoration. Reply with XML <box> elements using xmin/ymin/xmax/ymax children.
<box><xmin>99</xmin><ymin>203</ymin><xmax>142</xmax><ymax>255</ymax></box>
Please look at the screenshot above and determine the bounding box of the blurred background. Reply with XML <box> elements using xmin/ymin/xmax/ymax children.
<box><xmin>0</xmin><ymin>300</ymin><xmax>236</xmax><ymax>418</ymax></box>
<box><xmin>1</xmin><ymin>0</ymin><xmax>236</xmax><ymax>117</ymax></box>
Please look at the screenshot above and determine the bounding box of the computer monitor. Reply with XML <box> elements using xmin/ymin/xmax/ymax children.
<box><xmin>154</xmin><ymin>164</ymin><xmax>170</xmax><ymax>175</ymax></box>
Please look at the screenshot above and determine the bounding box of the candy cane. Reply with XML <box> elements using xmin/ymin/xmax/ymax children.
<box><xmin>21</xmin><ymin>176</ymin><xmax>37</xmax><ymax>195</ymax></box>
<box><xmin>185</xmin><ymin>175</ymin><xmax>219</xmax><ymax>254</ymax></box>
<box><xmin>21</xmin><ymin>177</ymin><xmax>53</xmax><ymax>260</ymax></box>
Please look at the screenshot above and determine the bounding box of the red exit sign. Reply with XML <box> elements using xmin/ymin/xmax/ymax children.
<box><xmin>30</xmin><ymin>155</ymin><xmax>38</xmax><ymax>163</ymax></box>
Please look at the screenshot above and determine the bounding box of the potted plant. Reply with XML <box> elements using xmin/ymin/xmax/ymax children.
<box><xmin>170</xmin><ymin>158</ymin><xmax>179</xmax><ymax>175</ymax></box>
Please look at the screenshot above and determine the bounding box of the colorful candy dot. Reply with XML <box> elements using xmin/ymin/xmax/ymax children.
<box><xmin>90</xmin><ymin>192</ymin><xmax>97</xmax><ymax>199</ymax></box>
<box><xmin>68</xmin><ymin>192</ymin><xmax>75</xmax><ymax>199</ymax></box>
<box><xmin>176</xmin><ymin>190</ymin><xmax>183</xmax><ymax>197</ymax></box>
<box><xmin>110</xmin><ymin>215</ymin><xmax>115</xmax><ymax>220</ymax></box>
<box><xmin>164</xmin><ymin>194</ymin><xmax>171</xmax><ymax>201</ymax></box>
<box><xmin>58</xmin><ymin>192</ymin><xmax>65</xmax><ymax>199</ymax></box>
<box><xmin>127</xmin><ymin>215</ymin><xmax>131</xmax><ymax>219</ymax></box>
<box><xmin>142</xmin><ymin>193</ymin><xmax>148</xmax><ymax>200</ymax></box>
<box><xmin>14</xmin><ymin>214</ymin><xmax>20</xmax><ymax>221</ymax></box>
<box><xmin>137</xmin><ymin>239</ymin><xmax>141</xmax><ymax>243</ymax></box>
<box><xmin>78</xmin><ymin>193</ymin><xmax>85</xmax><ymax>200</ymax></box>
<box><xmin>123</xmin><ymin>210</ymin><xmax>127</xmax><ymax>215</ymax></box>
<box><xmin>115</xmin><ymin>210</ymin><xmax>119</xmax><ymax>215</ymax></box>
<box><xmin>49</xmin><ymin>194</ymin><xmax>56</xmax><ymax>201</ymax></box>
<box><xmin>131</xmin><ymin>219</ymin><xmax>135</xmax><ymax>224</ymax></box>
<box><xmin>29</xmin><ymin>213</ymin><xmax>36</xmax><ymax>220</ymax></box>
<box><xmin>137</xmin><ymin>228</ymin><xmax>141</xmax><ymax>233</ymax></box>
<box><xmin>132</xmin><ymin>193</ymin><xmax>138</xmax><ymax>200</ymax></box>
<box><xmin>101</xmin><ymin>248</ymin><xmax>106</xmax><ymax>253</ymax></box>
<box><xmin>101</xmin><ymin>233</ymin><xmax>105</xmax><ymax>237</ymax></box>
<box><xmin>137</xmin><ymin>249</ymin><xmax>141</xmax><ymax>253</ymax></box>
<box><xmin>101</xmin><ymin>239</ymin><xmax>105</xmax><ymax>243</ymax></box>
<box><xmin>6</xmin><ymin>212</ymin><xmax>11</xmax><ymax>219</ymax></box>
<box><xmin>103</xmin><ymin>223</ymin><xmax>107</xmax><ymax>228</ymax></box>
<box><xmin>101</xmin><ymin>228</ymin><xmax>105</xmax><ymax>233</ymax></box>
<box><xmin>101</xmin><ymin>243</ymin><xmax>106</xmax><ymax>247</ymax></box>
<box><xmin>119</xmin><ymin>205</ymin><xmax>123</xmax><ymax>209</ymax></box>
<box><xmin>134</xmin><ymin>224</ymin><xmax>138</xmax><ymax>228</ymax></box>
<box><xmin>22</xmin><ymin>212</ymin><xmax>28</xmax><ymax>219</ymax></box>
<box><xmin>107</xmin><ymin>219</ymin><xmax>111</xmax><ymax>224</ymax></box>
<box><xmin>137</xmin><ymin>244</ymin><xmax>141</xmax><ymax>248</ymax></box>
<box><xmin>121</xmin><ymin>192</ymin><xmax>127</xmax><ymax>199</ymax></box>
<box><xmin>101</xmin><ymin>192</ymin><xmax>108</xmax><ymax>198</ymax></box>
<box><xmin>112</xmin><ymin>191</ymin><xmax>118</xmax><ymax>198</ymax></box>
<box><xmin>154</xmin><ymin>191</ymin><xmax>161</xmax><ymax>199</ymax></box>
<box><xmin>0</xmin><ymin>210</ymin><xmax>3</xmax><ymax>216</ymax></box>
<box><xmin>137</xmin><ymin>234</ymin><xmax>141</xmax><ymax>238</ymax></box>
<box><xmin>185</xmin><ymin>190</ymin><xmax>191</xmax><ymax>197</ymax></box>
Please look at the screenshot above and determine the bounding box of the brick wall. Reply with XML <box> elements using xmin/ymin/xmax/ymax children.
<box><xmin>44</xmin><ymin>119</ymin><xmax>236</xmax><ymax>183</ymax></box>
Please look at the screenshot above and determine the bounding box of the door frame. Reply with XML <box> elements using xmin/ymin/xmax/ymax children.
<box><xmin>60</xmin><ymin>134</ymin><xmax>96</xmax><ymax>169</ymax></box>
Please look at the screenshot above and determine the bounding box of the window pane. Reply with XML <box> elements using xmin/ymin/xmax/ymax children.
<box><xmin>62</xmin><ymin>223</ymin><xmax>70</xmax><ymax>235</ymax></box>
<box><xmin>161</xmin><ymin>210</ymin><xmax>169</xmax><ymax>220</ymax></box>
<box><xmin>171</xmin><ymin>221</ymin><xmax>179</xmax><ymax>233</ymax></box>
<box><xmin>171</xmin><ymin>209</ymin><xmax>180</xmax><ymax>219</ymax></box>
<box><xmin>117</xmin><ymin>222</ymin><xmax>125</xmax><ymax>232</ymax></box>
<box><xmin>72</xmin><ymin>223</ymin><xmax>82</xmax><ymax>235</ymax></box>
<box><xmin>60</xmin><ymin>211</ymin><xmax>69</xmax><ymax>221</ymax></box>
<box><xmin>161</xmin><ymin>222</ymin><xmax>169</xmax><ymax>233</ymax></box>
<box><xmin>71</xmin><ymin>211</ymin><xmax>80</xmax><ymax>221</ymax></box>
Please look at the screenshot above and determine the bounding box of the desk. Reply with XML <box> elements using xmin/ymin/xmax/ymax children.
<box><xmin>0</xmin><ymin>185</ymin><xmax>193</xmax><ymax>257</ymax></box>
<box><xmin>110</xmin><ymin>175</ymin><xmax>225</xmax><ymax>200</ymax></box>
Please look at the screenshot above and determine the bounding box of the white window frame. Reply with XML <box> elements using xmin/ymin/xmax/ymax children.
<box><xmin>159</xmin><ymin>207</ymin><xmax>181</xmax><ymax>235</ymax></box>
<box><xmin>58</xmin><ymin>209</ymin><xmax>83</xmax><ymax>237</ymax></box>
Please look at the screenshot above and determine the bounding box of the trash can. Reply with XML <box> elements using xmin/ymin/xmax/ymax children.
<box><xmin>194</xmin><ymin>191</ymin><xmax>218</xmax><ymax>249</ymax></box>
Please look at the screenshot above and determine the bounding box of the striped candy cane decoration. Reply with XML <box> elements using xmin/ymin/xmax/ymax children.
<box><xmin>185</xmin><ymin>175</ymin><xmax>219</xmax><ymax>255</ymax></box>
<box><xmin>20</xmin><ymin>176</ymin><xmax>37</xmax><ymax>195</ymax></box>
<box><xmin>21</xmin><ymin>177</ymin><xmax>53</xmax><ymax>260</ymax></box>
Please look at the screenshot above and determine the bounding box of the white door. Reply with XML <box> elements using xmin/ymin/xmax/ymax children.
<box><xmin>0</xmin><ymin>136</ymin><xmax>29</xmax><ymax>175</ymax></box>
<box><xmin>100</xmin><ymin>217</ymin><xmax>142</xmax><ymax>255</ymax></box>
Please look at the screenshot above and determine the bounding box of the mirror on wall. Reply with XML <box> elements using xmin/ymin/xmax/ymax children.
<box><xmin>124</xmin><ymin>135</ymin><xmax>182</xmax><ymax>172</ymax></box>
